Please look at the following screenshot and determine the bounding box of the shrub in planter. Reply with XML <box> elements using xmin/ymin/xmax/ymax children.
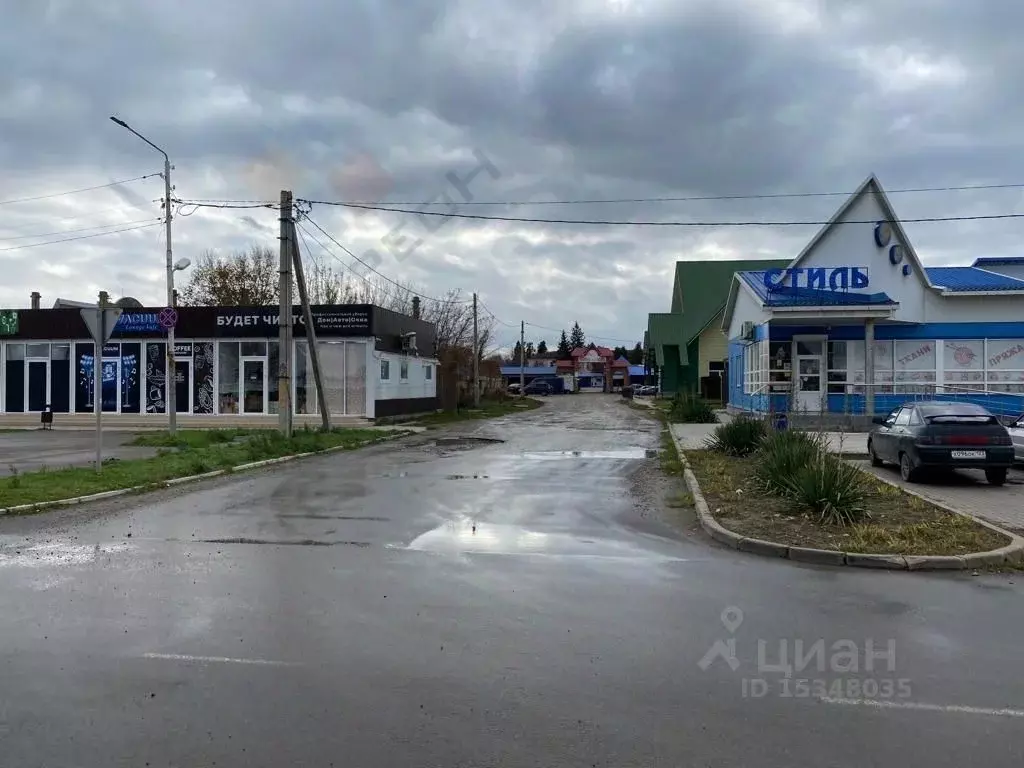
<box><xmin>754</xmin><ymin>429</ymin><xmax>828</xmax><ymax>496</ymax></box>
<box><xmin>669</xmin><ymin>393</ymin><xmax>718</xmax><ymax>424</ymax></box>
<box><xmin>704</xmin><ymin>415</ymin><xmax>768</xmax><ymax>456</ymax></box>
<box><xmin>779</xmin><ymin>453</ymin><xmax>867</xmax><ymax>526</ymax></box>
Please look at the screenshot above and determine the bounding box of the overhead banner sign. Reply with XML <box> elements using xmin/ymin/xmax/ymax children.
<box><xmin>764</xmin><ymin>267</ymin><xmax>870</xmax><ymax>291</ymax></box>
<box><xmin>213</xmin><ymin>307</ymin><xmax>372</xmax><ymax>337</ymax></box>
<box><xmin>114</xmin><ymin>312</ymin><xmax>162</xmax><ymax>334</ymax></box>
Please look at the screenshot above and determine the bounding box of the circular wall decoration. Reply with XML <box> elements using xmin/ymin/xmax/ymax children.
<box><xmin>889</xmin><ymin>244</ymin><xmax>905</xmax><ymax>265</ymax></box>
<box><xmin>874</xmin><ymin>221</ymin><xmax>892</xmax><ymax>248</ymax></box>
<box><xmin>902</xmin><ymin>264</ymin><xmax>912</xmax><ymax>277</ymax></box>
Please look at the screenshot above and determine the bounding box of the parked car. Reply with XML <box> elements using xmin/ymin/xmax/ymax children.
<box><xmin>507</xmin><ymin>382</ymin><xmax>521</xmax><ymax>394</ymax></box>
<box><xmin>635</xmin><ymin>385</ymin><xmax>658</xmax><ymax>397</ymax></box>
<box><xmin>523</xmin><ymin>379</ymin><xmax>552</xmax><ymax>396</ymax></box>
<box><xmin>1009</xmin><ymin>413</ymin><xmax>1024</xmax><ymax>462</ymax></box>
<box><xmin>868</xmin><ymin>401</ymin><xmax>1015</xmax><ymax>485</ymax></box>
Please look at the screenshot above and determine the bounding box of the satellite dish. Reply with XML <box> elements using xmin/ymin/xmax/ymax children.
<box><xmin>115</xmin><ymin>296</ymin><xmax>144</xmax><ymax>308</ymax></box>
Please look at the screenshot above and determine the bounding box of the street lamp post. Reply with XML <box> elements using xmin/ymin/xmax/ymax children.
<box><xmin>110</xmin><ymin>116</ymin><xmax>180</xmax><ymax>434</ymax></box>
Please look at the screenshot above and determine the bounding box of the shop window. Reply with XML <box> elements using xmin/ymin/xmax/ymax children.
<box><xmin>218</xmin><ymin>342</ymin><xmax>240</xmax><ymax>413</ymax></box>
<box><xmin>145</xmin><ymin>343</ymin><xmax>167</xmax><ymax>413</ymax></box>
<box><xmin>74</xmin><ymin>343</ymin><xmax>94</xmax><ymax>413</ymax></box>
<box><xmin>193</xmin><ymin>342</ymin><xmax>215</xmax><ymax>414</ymax></box>
<box><xmin>942</xmin><ymin>340</ymin><xmax>984</xmax><ymax>391</ymax></box>
<box><xmin>4</xmin><ymin>344</ymin><xmax>25</xmax><ymax>412</ymax></box>
<box><xmin>424</xmin><ymin>364</ymin><xmax>432</xmax><ymax>380</ymax></box>
<box><xmin>241</xmin><ymin>341</ymin><xmax>266</xmax><ymax>357</ymax></box>
<box><xmin>51</xmin><ymin>344</ymin><xmax>71</xmax><ymax>412</ymax></box>
<box><xmin>120</xmin><ymin>343</ymin><xmax>141</xmax><ymax>414</ymax></box>
<box><xmin>26</xmin><ymin>343</ymin><xmax>49</xmax><ymax>358</ymax></box>
<box><xmin>893</xmin><ymin>340</ymin><xmax>936</xmax><ymax>393</ymax></box>
<box><xmin>826</xmin><ymin>340</ymin><xmax>866</xmax><ymax>394</ymax></box>
<box><xmin>400</xmin><ymin>360</ymin><xmax>409</xmax><ymax>380</ymax></box>
<box><xmin>380</xmin><ymin>359</ymin><xmax>391</xmax><ymax>381</ymax></box>
<box><xmin>986</xmin><ymin>339</ymin><xmax>1024</xmax><ymax>393</ymax></box>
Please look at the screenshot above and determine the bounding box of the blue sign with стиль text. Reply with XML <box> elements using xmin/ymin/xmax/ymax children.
<box><xmin>764</xmin><ymin>266</ymin><xmax>869</xmax><ymax>291</ymax></box>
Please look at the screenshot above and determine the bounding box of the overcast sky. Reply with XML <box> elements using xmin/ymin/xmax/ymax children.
<box><xmin>3</xmin><ymin>0</ymin><xmax>1023</xmax><ymax>351</ymax></box>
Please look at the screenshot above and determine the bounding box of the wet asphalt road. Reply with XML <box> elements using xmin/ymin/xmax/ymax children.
<box><xmin>0</xmin><ymin>430</ymin><xmax>158</xmax><ymax>476</ymax></box>
<box><xmin>1</xmin><ymin>395</ymin><xmax>1022</xmax><ymax>767</ymax></box>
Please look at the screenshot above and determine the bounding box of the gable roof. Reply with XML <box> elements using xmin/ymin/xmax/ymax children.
<box><xmin>785</xmin><ymin>174</ymin><xmax>936</xmax><ymax>291</ymax></box>
<box><xmin>675</xmin><ymin>259</ymin><xmax>789</xmax><ymax>345</ymax></box>
<box><xmin>972</xmin><ymin>257</ymin><xmax>1024</xmax><ymax>268</ymax></box>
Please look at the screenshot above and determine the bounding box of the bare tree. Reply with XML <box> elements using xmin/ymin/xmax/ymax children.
<box><xmin>178</xmin><ymin>246</ymin><xmax>278</xmax><ymax>306</ymax></box>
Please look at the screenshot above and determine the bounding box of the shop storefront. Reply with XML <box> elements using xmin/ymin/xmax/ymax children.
<box><xmin>0</xmin><ymin>304</ymin><xmax>438</xmax><ymax>419</ymax></box>
<box><xmin>721</xmin><ymin>175</ymin><xmax>1024</xmax><ymax>419</ymax></box>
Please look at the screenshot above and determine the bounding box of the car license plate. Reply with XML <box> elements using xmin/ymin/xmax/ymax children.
<box><xmin>950</xmin><ymin>450</ymin><xmax>986</xmax><ymax>459</ymax></box>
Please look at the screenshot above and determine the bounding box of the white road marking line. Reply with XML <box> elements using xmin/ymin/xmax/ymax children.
<box><xmin>820</xmin><ymin>696</ymin><xmax>1024</xmax><ymax>718</ymax></box>
<box><xmin>142</xmin><ymin>653</ymin><xmax>299</xmax><ymax>667</ymax></box>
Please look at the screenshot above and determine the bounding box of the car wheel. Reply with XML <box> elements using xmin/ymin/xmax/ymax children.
<box><xmin>899</xmin><ymin>452</ymin><xmax>918</xmax><ymax>483</ymax></box>
<box><xmin>868</xmin><ymin>440</ymin><xmax>883</xmax><ymax>467</ymax></box>
<box><xmin>985</xmin><ymin>467</ymin><xmax>1008</xmax><ymax>486</ymax></box>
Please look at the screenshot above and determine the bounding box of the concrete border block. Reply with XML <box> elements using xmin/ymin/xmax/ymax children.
<box><xmin>845</xmin><ymin>553</ymin><xmax>908</xmax><ymax>570</ymax></box>
<box><xmin>789</xmin><ymin>546</ymin><xmax>846</xmax><ymax>566</ymax></box>
<box><xmin>737</xmin><ymin>537</ymin><xmax>790</xmax><ymax>558</ymax></box>
<box><xmin>904</xmin><ymin>555</ymin><xmax>966</xmax><ymax>571</ymax></box>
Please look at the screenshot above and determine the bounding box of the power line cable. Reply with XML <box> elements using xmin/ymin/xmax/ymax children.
<box><xmin>0</xmin><ymin>221</ymin><xmax>162</xmax><ymax>252</ymax></box>
<box><xmin>297</xmin><ymin>200</ymin><xmax>1024</xmax><ymax>228</ymax></box>
<box><xmin>0</xmin><ymin>173</ymin><xmax>162</xmax><ymax>206</ymax></box>
<box><xmin>320</xmin><ymin>180</ymin><xmax>1024</xmax><ymax>206</ymax></box>
<box><xmin>299</xmin><ymin>215</ymin><xmax>471</xmax><ymax>305</ymax></box>
<box><xmin>0</xmin><ymin>218</ymin><xmax>160</xmax><ymax>242</ymax></box>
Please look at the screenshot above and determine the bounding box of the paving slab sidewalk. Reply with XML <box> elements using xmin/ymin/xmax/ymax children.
<box><xmin>669</xmin><ymin>423</ymin><xmax>868</xmax><ymax>455</ymax></box>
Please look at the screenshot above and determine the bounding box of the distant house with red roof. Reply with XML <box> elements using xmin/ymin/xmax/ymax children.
<box><xmin>553</xmin><ymin>346</ymin><xmax>630</xmax><ymax>391</ymax></box>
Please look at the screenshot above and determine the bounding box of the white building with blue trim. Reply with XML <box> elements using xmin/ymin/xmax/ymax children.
<box><xmin>721</xmin><ymin>175</ymin><xmax>1024</xmax><ymax>420</ymax></box>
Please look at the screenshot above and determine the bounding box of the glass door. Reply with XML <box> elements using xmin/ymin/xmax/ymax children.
<box><xmin>795</xmin><ymin>339</ymin><xmax>824</xmax><ymax>413</ymax></box>
<box><xmin>26</xmin><ymin>360</ymin><xmax>48</xmax><ymax>412</ymax></box>
<box><xmin>242</xmin><ymin>358</ymin><xmax>266</xmax><ymax>414</ymax></box>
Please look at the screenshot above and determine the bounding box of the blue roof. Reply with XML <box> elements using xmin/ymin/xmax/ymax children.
<box><xmin>500</xmin><ymin>366</ymin><xmax>561</xmax><ymax>376</ymax></box>
<box><xmin>924</xmin><ymin>266</ymin><xmax>1024</xmax><ymax>292</ymax></box>
<box><xmin>972</xmin><ymin>257</ymin><xmax>1024</xmax><ymax>267</ymax></box>
<box><xmin>739</xmin><ymin>272</ymin><xmax>897</xmax><ymax>307</ymax></box>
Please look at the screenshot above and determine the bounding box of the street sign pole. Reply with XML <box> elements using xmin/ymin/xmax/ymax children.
<box><xmin>81</xmin><ymin>299</ymin><xmax>123</xmax><ymax>474</ymax></box>
<box><xmin>94</xmin><ymin>308</ymin><xmax>103</xmax><ymax>473</ymax></box>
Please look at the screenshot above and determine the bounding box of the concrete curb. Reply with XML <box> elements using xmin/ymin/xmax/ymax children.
<box><xmin>669</xmin><ymin>428</ymin><xmax>1024</xmax><ymax>572</ymax></box>
<box><xmin>0</xmin><ymin>432</ymin><xmax>411</xmax><ymax>517</ymax></box>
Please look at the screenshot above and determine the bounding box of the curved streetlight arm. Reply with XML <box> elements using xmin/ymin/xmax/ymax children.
<box><xmin>109</xmin><ymin>116</ymin><xmax>168</xmax><ymax>163</ymax></box>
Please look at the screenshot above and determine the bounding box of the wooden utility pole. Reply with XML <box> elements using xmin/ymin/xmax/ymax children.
<box><xmin>472</xmin><ymin>292</ymin><xmax>480</xmax><ymax>407</ymax></box>
<box><xmin>278</xmin><ymin>191</ymin><xmax>294</xmax><ymax>436</ymax></box>
<box><xmin>290</xmin><ymin>220</ymin><xmax>331</xmax><ymax>430</ymax></box>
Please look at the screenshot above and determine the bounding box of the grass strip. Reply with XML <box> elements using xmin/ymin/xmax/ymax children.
<box><xmin>1</xmin><ymin>428</ymin><xmax>391</xmax><ymax>511</ymax></box>
<box><xmin>686</xmin><ymin>449</ymin><xmax>1009</xmax><ymax>556</ymax></box>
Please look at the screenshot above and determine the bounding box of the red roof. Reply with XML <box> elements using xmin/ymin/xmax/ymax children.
<box><xmin>570</xmin><ymin>346</ymin><xmax>613</xmax><ymax>358</ymax></box>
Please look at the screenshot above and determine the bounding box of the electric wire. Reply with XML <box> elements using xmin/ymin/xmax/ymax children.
<box><xmin>0</xmin><ymin>173</ymin><xmax>162</xmax><ymax>206</ymax></box>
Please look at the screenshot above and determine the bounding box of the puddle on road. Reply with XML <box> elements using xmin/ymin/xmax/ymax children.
<box><xmin>404</xmin><ymin>520</ymin><xmax>677</xmax><ymax>560</ymax></box>
<box><xmin>520</xmin><ymin>448</ymin><xmax>657</xmax><ymax>460</ymax></box>
<box><xmin>198</xmin><ymin>537</ymin><xmax>371</xmax><ymax>547</ymax></box>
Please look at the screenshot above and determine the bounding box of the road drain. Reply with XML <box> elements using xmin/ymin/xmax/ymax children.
<box><xmin>199</xmin><ymin>538</ymin><xmax>371</xmax><ymax>547</ymax></box>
